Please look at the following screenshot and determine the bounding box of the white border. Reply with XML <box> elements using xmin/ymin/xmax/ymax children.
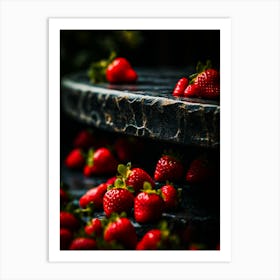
<box><xmin>49</xmin><ymin>18</ymin><xmax>231</xmax><ymax>262</ymax></box>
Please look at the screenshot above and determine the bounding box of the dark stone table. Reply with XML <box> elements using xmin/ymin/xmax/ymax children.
<box><xmin>61</xmin><ymin>68</ymin><xmax>220</xmax><ymax>148</ymax></box>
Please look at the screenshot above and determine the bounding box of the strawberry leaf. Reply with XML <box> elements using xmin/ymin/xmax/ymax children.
<box><xmin>127</xmin><ymin>186</ymin><xmax>135</xmax><ymax>193</ymax></box>
<box><xmin>87</xmin><ymin>51</ymin><xmax>117</xmax><ymax>83</ymax></box>
<box><xmin>143</xmin><ymin>181</ymin><xmax>152</xmax><ymax>191</ymax></box>
<box><xmin>114</xmin><ymin>178</ymin><xmax>125</xmax><ymax>188</ymax></box>
<box><xmin>117</xmin><ymin>164</ymin><xmax>128</xmax><ymax>178</ymax></box>
<box><xmin>196</xmin><ymin>61</ymin><xmax>203</xmax><ymax>73</ymax></box>
<box><xmin>119</xmin><ymin>211</ymin><xmax>127</xmax><ymax>218</ymax></box>
<box><xmin>205</xmin><ymin>59</ymin><xmax>212</xmax><ymax>70</ymax></box>
<box><xmin>107</xmin><ymin>184</ymin><xmax>114</xmax><ymax>191</ymax></box>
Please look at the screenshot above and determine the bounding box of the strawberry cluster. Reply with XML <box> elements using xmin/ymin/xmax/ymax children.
<box><xmin>88</xmin><ymin>54</ymin><xmax>220</xmax><ymax>101</ymax></box>
<box><xmin>172</xmin><ymin>60</ymin><xmax>220</xmax><ymax>100</ymax></box>
<box><xmin>61</xmin><ymin>129</ymin><xmax>219</xmax><ymax>250</ymax></box>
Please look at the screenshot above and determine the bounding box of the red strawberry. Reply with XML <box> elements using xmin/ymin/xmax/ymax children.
<box><xmin>193</xmin><ymin>68</ymin><xmax>220</xmax><ymax>99</ymax></box>
<box><xmin>136</xmin><ymin>229</ymin><xmax>161</xmax><ymax>250</ymax></box>
<box><xmin>184</xmin><ymin>83</ymin><xmax>200</xmax><ymax>97</ymax></box>
<box><xmin>73</xmin><ymin>130</ymin><xmax>96</xmax><ymax>149</ymax></box>
<box><xmin>103</xmin><ymin>186</ymin><xmax>134</xmax><ymax>217</ymax></box>
<box><xmin>60</xmin><ymin>228</ymin><xmax>73</xmax><ymax>250</ymax></box>
<box><xmin>69</xmin><ymin>237</ymin><xmax>97</xmax><ymax>250</ymax></box>
<box><xmin>117</xmin><ymin>163</ymin><xmax>155</xmax><ymax>194</ymax></box>
<box><xmin>186</xmin><ymin>157</ymin><xmax>214</xmax><ymax>185</ymax></box>
<box><xmin>154</xmin><ymin>155</ymin><xmax>184</xmax><ymax>182</ymax></box>
<box><xmin>126</xmin><ymin>168</ymin><xmax>155</xmax><ymax>193</ymax></box>
<box><xmin>187</xmin><ymin>61</ymin><xmax>220</xmax><ymax>100</ymax></box>
<box><xmin>106</xmin><ymin>57</ymin><xmax>137</xmax><ymax>84</ymax></box>
<box><xmin>136</xmin><ymin>221</ymin><xmax>178</xmax><ymax>249</ymax></box>
<box><xmin>84</xmin><ymin>218</ymin><xmax>103</xmax><ymax>237</ymax></box>
<box><xmin>104</xmin><ymin>215</ymin><xmax>137</xmax><ymax>249</ymax></box>
<box><xmin>65</xmin><ymin>149</ymin><xmax>85</xmax><ymax>169</ymax></box>
<box><xmin>134</xmin><ymin>183</ymin><xmax>164</xmax><ymax>223</ymax></box>
<box><xmin>79</xmin><ymin>183</ymin><xmax>108</xmax><ymax>209</ymax></box>
<box><xmin>83</xmin><ymin>147</ymin><xmax>118</xmax><ymax>176</ymax></box>
<box><xmin>60</xmin><ymin>211</ymin><xmax>79</xmax><ymax>231</ymax></box>
<box><xmin>172</xmin><ymin>77</ymin><xmax>189</xmax><ymax>97</ymax></box>
<box><xmin>160</xmin><ymin>184</ymin><xmax>179</xmax><ymax>210</ymax></box>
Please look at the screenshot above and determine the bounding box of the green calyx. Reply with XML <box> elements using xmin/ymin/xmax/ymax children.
<box><xmin>189</xmin><ymin>60</ymin><xmax>213</xmax><ymax>85</ymax></box>
<box><xmin>117</xmin><ymin>162</ymin><xmax>132</xmax><ymax>179</ymax></box>
<box><xmin>112</xmin><ymin>163</ymin><xmax>134</xmax><ymax>193</ymax></box>
<box><xmin>107</xmin><ymin>166</ymin><xmax>134</xmax><ymax>194</ymax></box>
<box><xmin>88</xmin><ymin>51</ymin><xmax>117</xmax><ymax>83</ymax></box>
<box><xmin>74</xmin><ymin>202</ymin><xmax>95</xmax><ymax>219</ymax></box>
<box><xmin>141</xmin><ymin>181</ymin><xmax>161</xmax><ymax>196</ymax></box>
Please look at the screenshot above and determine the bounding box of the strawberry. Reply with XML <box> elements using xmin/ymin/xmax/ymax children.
<box><xmin>104</xmin><ymin>215</ymin><xmax>137</xmax><ymax>249</ymax></box>
<box><xmin>193</xmin><ymin>68</ymin><xmax>220</xmax><ymax>99</ymax></box>
<box><xmin>134</xmin><ymin>183</ymin><xmax>164</xmax><ymax>223</ymax></box>
<box><xmin>136</xmin><ymin>229</ymin><xmax>161</xmax><ymax>250</ymax></box>
<box><xmin>60</xmin><ymin>228</ymin><xmax>73</xmax><ymax>250</ymax></box>
<box><xmin>136</xmin><ymin>221</ymin><xmax>179</xmax><ymax>249</ymax></box>
<box><xmin>126</xmin><ymin>168</ymin><xmax>155</xmax><ymax>193</ymax></box>
<box><xmin>187</xmin><ymin>60</ymin><xmax>220</xmax><ymax>100</ymax></box>
<box><xmin>69</xmin><ymin>237</ymin><xmax>97</xmax><ymax>250</ymax></box>
<box><xmin>160</xmin><ymin>184</ymin><xmax>179</xmax><ymax>210</ymax></box>
<box><xmin>186</xmin><ymin>157</ymin><xmax>214</xmax><ymax>185</ymax></box>
<box><xmin>79</xmin><ymin>183</ymin><xmax>108</xmax><ymax>209</ymax></box>
<box><xmin>65</xmin><ymin>148</ymin><xmax>85</xmax><ymax>169</ymax></box>
<box><xmin>117</xmin><ymin>163</ymin><xmax>155</xmax><ymax>194</ymax></box>
<box><xmin>84</xmin><ymin>218</ymin><xmax>103</xmax><ymax>237</ymax></box>
<box><xmin>73</xmin><ymin>130</ymin><xmax>96</xmax><ymax>149</ymax></box>
<box><xmin>106</xmin><ymin>57</ymin><xmax>137</xmax><ymax>84</ymax></box>
<box><xmin>184</xmin><ymin>83</ymin><xmax>200</xmax><ymax>97</ymax></box>
<box><xmin>60</xmin><ymin>211</ymin><xmax>79</xmax><ymax>231</ymax></box>
<box><xmin>154</xmin><ymin>154</ymin><xmax>184</xmax><ymax>182</ymax></box>
<box><xmin>103</xmin><ymin>181</ymin><xmax>134</xmax><ymax>217</ymax></box>
<box><xmin>172</xmin><ymin>77</ymin><xmax>189</xmax><ymax>97</ymax></box>
<box><xmin>83</xmin><ymin>147</ymin><xmax>118</xmax><ymax>176</ymax></box>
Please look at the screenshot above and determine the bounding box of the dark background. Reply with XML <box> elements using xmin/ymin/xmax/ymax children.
<box><xmin>61</xmin><ymin>30</ymin><xmax>220</xmax><ymax>76</ymax></box>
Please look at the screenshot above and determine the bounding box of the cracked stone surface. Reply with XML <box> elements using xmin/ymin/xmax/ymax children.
<box><xmin>61</xmin><ymin>68</ymin><xmax>220</xmax><ymax>147</ymax></box>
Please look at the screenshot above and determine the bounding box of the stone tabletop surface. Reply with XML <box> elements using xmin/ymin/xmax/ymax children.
<box><xmin>61</xmin><ymin>68</ymin><xmax>220</xmax><ymax>147</ymax></box>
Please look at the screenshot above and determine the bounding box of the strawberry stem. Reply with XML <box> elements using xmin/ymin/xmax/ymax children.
<box><xmin>88</xmin><ymin>51</ymin><xmax>117</xmax><ymax>83</ymax></box>
<box><xmin>87</xmin><ymin>148</ymin><xmax>94</xmax><ymax>166</ymax></box>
